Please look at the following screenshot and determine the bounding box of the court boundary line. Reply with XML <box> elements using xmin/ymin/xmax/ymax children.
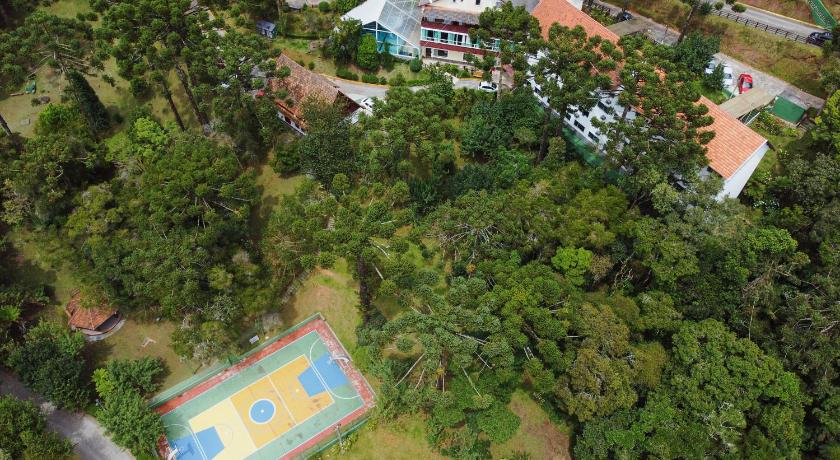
<box><xmin>306</xmin><ymin>340</ymin><xmax>361</xmax><ymax>401</ymax></box>
<box><xmin>165</xmin><ymin>423</ymin><xmax>208</xmax><ymax>460</ymax></box>
<box><xmin>157</xmin><ymin>329</ymin><xmax>322</xmax><ymax>416</ymax></box>
<box><xmin>266</xmin><ymin>374</ymin><xmax>298</xmax><ymax>425</ymax></box>
<box><xmin>157</xmin><ymin>315</ymin><xmax>377</xmax><ymax>460</ymax></box>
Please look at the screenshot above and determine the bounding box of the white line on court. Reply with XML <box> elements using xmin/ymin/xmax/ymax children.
<box><xmin>267</xmin><ymin>376</ymin><xmax>298</xmax><ymax>425</ymax></box>
<box><xmin>165</xmin><ymin>423</ymin><xmax>208</xmax><ymax>460</ymax></box>
<box><xmin>306</xmin><ymin>341</ymin><xmax>361</xmax><ymax>401</ymax></box>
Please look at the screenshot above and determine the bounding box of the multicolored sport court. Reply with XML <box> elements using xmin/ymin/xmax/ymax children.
<box><xmin>153</xmin><ymin>315</ymin><xmax>375</xmax><ymax>460</ymax></box>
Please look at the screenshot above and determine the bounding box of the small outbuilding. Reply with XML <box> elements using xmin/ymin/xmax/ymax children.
<box><xmin>64</xmin><ymin>292</ymin><xmax>121</xmax><ymax>338</ymax></box>
<box><xmin>256</xmin><ymin>20</ymin><xmax>277</xmax><ymax>38</ymax></box>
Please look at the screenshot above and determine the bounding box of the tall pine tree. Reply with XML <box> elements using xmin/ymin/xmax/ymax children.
<box><xmin>65</xmin><ymin>70</ymin><xmax>110</xmax><ymax>135</ymax></box>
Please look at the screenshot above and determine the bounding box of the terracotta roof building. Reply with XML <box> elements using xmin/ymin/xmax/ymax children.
<box><xmin>532</xmin><ymin>0</ymin><xmax>618</xmax><ymax>44</ymax></box>
<box><xmin>269</xmin><ymin>54</ymin><xmax>361</xmax><ymax>134</ymax></box>
<box><xmin>65</xmin><ymin>292</ymin><xmax>121</xmax><ymax>337</ymax></box>
<box><xmin>529</xmin><ymin>0</ymin><xmax>769</xmax><ymax>198</ymax></box>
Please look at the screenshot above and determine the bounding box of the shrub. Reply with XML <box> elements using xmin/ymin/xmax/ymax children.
<box><xmin>336</xmin><ymin>68</ymin><xmax>359</xmax><ymax>80</ymax></box>
<box><xmin>271</xmin><ymin>141</ymin><xmax>301</xmax><ymax>174</ymax></box>
<box><xmin>356</xmin><ymin>34</ymin><xmax>379</xmax><ymax>70</ymax></box>
<box><xmin>381</xmin><ymin>52</ymin><xmax>395</xmax><ymax>71</ymax></box>
<box><xmin>361</xmin><ymin>73</ymin><xmax>380</xmax><ymax>84</ymax></box>
<box><xmin>699</xmin><ymin>2</ymin><xmax>713</xmax><ymax>14</ymax></box>
<box><xmin>308</xmin><ymin>61</ymin><xmax>315</xmax><ymax>70</ymax></box>
<box><xmin>714</xmin><ymin>1</ymin><xmax>724</xmax><ymax>10</ymax></box>
<box><xmin>318</xmin><ymin>1</ymin><xmax>331</xmax><ymax>12</ymax></box>
<box><xmin>390</xmin><ymin>73</ymin><xmax>406</xmax><ymax>86</ymax></box>
<box><xmin>725</xmin><ymin>0</ymin><xmax>735</xmax><ymax>4</ymax></box>
<box><xmin>379</xmin><ymin>76</ymin><xmax>387</xmax><ymax>84</ymax></box>
<box><xmin>732</xmin><ymin>3</ymin><xmax>746</xmax><ymax>12</ymax></box>
<box><xmin>409</xmin><ymin>58</ymin><xmax>422</xmax><ymax>73</ymax></box>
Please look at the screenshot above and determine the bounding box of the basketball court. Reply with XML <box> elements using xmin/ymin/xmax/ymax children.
<box><xmin>154</xmin><ymin>315</ymin><xmax>375</xmax><ymax>460</ymax></box>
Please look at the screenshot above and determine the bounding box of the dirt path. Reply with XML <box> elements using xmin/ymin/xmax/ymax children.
<box><xmin>0</xmin><ymin>369</ymin><xmax>134</xmax><ymax>460</ymax></box>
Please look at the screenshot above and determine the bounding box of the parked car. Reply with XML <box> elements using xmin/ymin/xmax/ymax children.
<box><xmin>478</xmin><ymin>81</ymin><xmax>498</xmax><ymax>92</ymax></box>
<box><xmin>721</xmin><ymin>64</ymin><xmax>734</xmax><ymax>88</ymax></box>
<box><xmin>737</xmin><ymin>74</ymin><xmax>754</xmax><ymax>94</ymax></box>
<box><xmin>806</xmin><ymin>31</ymin><xmax>833</xmax><ymax>46</ymax></box>
<box><xmin>616</xmin><ymin>11</ymin><xmax>633</xmax><ymax>22</ymax></box>
<box><xmin>359</xmin><ymin>97</ymin><xmax>377</xmax><ymax>111</ymax></box>
<box><xmin>704</xmin><ymin>61</ymin><xmax>734</xmax><ymax>88</ymax></box>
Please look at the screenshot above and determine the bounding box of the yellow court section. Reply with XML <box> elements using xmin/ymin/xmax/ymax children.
<box><xmin>189</xmin><ymin>399</ymin><xmax>256</xmax><ymax>460</ymax></box>
<box><xmin>267</xmin><ymin>356</ymin><xmax>333</xmax><ymax>424</ymax></box>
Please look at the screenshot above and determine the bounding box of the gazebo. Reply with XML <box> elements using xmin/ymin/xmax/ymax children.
<box><xmin>64</xmin><ymin>292</ymin><xmax>121</xmax><ymax>338</ymax></box>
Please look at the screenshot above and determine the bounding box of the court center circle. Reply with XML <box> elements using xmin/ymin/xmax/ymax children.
<box><xmin>249</xmin><ymin>399</ymin><xmax>276</xmax><ymax>424</ymax></box>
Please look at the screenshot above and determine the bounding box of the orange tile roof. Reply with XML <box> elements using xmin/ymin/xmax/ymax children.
<box><xmin>269</xmin><ymin>54</ymin><xmax>360</xmax><ymax>129</ymax></box>
<box><xmin>699</xmin><ymin>96</ymin><xmax>767</xmax><ymax>178</ymax></box>
<box><xmin>65</xmin><ymin>292</ymin><xmax>117</xmax><ymax>331</ymax></box>
<box><xmin>531</xmin><ymin>0</ymin><xmax>619</xmax><ymax>43</ymax></box>
<box><xmin>530</xmin><ymin>0</ymin><xmax>767</xmax><ymax>179</ymax></box>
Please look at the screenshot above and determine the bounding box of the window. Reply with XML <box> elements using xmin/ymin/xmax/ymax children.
<box><xmin>475</xmin><ymin>0</ymin><xmax>480</xmax><ymax>4</ymax></box>
<box><xmin>434</xmin><ymin>18</ymin><xmax>444</xmax><ymax>23</ymax></box>
<box><xmin>574</xmin><ymin>120</ymin><xmax>585</xmax><ymax>131</ymax></box>
<box><xmin>587</xmin><ymin>132</ymin><xmax>599</xmax><ymax>142</ymax></box>
<box><xmin>435</xmin><ymin>49</ymin><xmax>448</xmax><ymax>58</ymax></box>
<box><xmin>564</xmin><ymin>112</ymin><xmax>572</xmax><ymax>120</ymax></box>
<box><xmin>454</xmin><ymin>34</ymin><xmax>463</xmax><ymax>45</ymax></box>
<box><xmin>424</xmin><ymin>29</ymin><xmax>434</xmax><ymax>40</ymax></box>
<box><xmin>440</xmin><ymin>32</ymin><xmax>449</xmax><ymax>43</ymax></box>
<box><xmin>580</xmin><ymin>108</ymin><xmax>590</xmax><ymax>117</ymax></box>
<box><xmin>597</xmin><ymin>100</ymin><xmax>611</xmax><ymax>112</ymax></box>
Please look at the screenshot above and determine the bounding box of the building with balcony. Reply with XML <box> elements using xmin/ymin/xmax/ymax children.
<box><xmin>419</xmin><ymin>0</ymin><xmax>500</xmax><ymax>65</ymax></box>
<box><xmin>530</xmin><ymin>0</ymin><xmax>770</xmax><ymax>199</ymax></box>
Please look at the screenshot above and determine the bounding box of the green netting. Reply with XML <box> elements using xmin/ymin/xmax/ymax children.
<box><xmin>561</xmin><ymin>127</ymin><xmax>601</xmax><ymax>167</ymax></box>
<box><xmin>808</xmin><ymin>0</ymin><xmax>836</xmax><ymax>28</ymax></box>
<box><xmin>770</xmin><ymin>97</ymin><xmax>806</xmax><ymax>124</ymax></box>
<box><xmin>150</xmin><ymin>313</ymin><xmax>324</xmax><ymax>406</ymax></box>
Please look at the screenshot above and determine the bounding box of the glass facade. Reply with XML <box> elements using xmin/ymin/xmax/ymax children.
<box><xmin>362</xmin><ymin>21</ymin><xmax>419</xmax><ymax>58</ymax></box>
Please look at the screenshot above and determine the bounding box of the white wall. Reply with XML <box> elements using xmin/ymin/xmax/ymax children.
<box><xmin>718</xmin><ymin>142</ymin><xmax>770</xmax><ymax>200</ymax></box>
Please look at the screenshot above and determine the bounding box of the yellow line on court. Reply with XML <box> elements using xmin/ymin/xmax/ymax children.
<box><xmin>266</xmin><ymin>375</ymin><xmax>298</xmax><ymax>425</ymax></box>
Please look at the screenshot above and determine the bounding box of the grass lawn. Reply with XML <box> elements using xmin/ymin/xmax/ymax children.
<box><xmin>41</xmin><ymin>0</ymin><xmax>93</xmax><ymax>19</ymax></box>
<box><xmin>86</xmin><ymin>319</ymin><xmax>202</xmax><ymax>391</ymax></box>
<box><xmin>739</xmin><ymin>0</ymin><xmax>840</xmax><ymax>24</ymax></box>
<box><xmin>7</xmin><ymin>229</ymin><xmax>79</xmax><ymax>321</ymax></box>
<box><xmin>279</xmin><ymin>259</ymin><xmax>362</xmax><ymax>351</ymax></box>
<box><xmin>341</xmin><ymin>415</ymin><xmax>447</xmax><ymax>460</ymax></box>
<box><xmin>273</xmin><ymin>37</ymin><xmax>427</xmax><ymax>85</ymax></box>
<box><xmin>491</xmin><ymin>391</ymin><xmax>573</xmax><ymax>460</ymax></box>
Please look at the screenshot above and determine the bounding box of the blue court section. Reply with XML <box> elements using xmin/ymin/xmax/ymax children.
<box><xmin>249</xmin><ymin>399</ymin><xmax>276</xmax><ymax>424</ymax></box>
<box><xmin>314</xmin><ymin>353</ymin><xmax>350</xmax><ymax>388</ymax></box>
<box><xmin>298</xmin><ymin>367</ymin><xmax>326</xmax><ymax>397</ymax></box>
<box><xmin>170</xmin><ymin>427</ymin><xmax>224</xmax><ymax>460</ymax></box>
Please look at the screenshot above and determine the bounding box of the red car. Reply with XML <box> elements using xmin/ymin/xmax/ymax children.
<box><xmin>737</xmin><ymin>74</ymin><xmax>754</xmax><ymax>94</ymax></box>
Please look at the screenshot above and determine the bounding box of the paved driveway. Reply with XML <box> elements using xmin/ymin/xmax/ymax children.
<box><xmin>0</xmin><ymin>370</ymin><xmax>134</xmax><ymax>460</ymax></box>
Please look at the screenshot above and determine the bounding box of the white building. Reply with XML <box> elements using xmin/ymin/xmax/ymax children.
<box><xmin>530</xmin><ymin>0</ymin><xmax>769</xmax><ymax>199</ymax></box>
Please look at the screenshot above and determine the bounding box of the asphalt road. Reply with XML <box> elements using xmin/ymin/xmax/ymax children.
<box><xmin>325</xmin><ymin>75</ymin><xmax>483</xmax><ymax>101</ymax></box>
<box><xmin>0</xmin><ymin>370</ymin><xmax>134</xmax><ymax>460</ymax></box>
<box><xmin>715</xmin><ymin>3</ymin><xmax>825</xmax><ymax>37</ymax></box>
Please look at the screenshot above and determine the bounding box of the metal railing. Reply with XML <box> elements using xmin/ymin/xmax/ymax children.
<box><xmin>588</xmin><ymin>1</ymin><xmax>820</xmax><ymax>48</ymax></box>
<box><xmin>712</xmin><ymin>10</ymin><xmax>812</xmax><ymax>45</ymax></box>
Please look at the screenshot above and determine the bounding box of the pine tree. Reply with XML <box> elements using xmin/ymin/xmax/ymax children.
<box><xmin>65</xmin><ymin>70</ymin><xmax>110</xmax><ymax>135</ymax></box>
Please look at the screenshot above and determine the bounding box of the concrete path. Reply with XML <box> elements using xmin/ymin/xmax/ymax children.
<box><xmin>595</xmin><ymin>0</ymin><xmax>825</xmax><ymax>109</ymax></box>
<box><xmin>0</xmin><ymin>370</ymin><xmax>134</xmax><ymax>460</ymax></box>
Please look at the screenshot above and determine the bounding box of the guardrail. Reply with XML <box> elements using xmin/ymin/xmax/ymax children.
<box><xmin>712</xmin><ymin>10</ymin><xmax>812</xmax><ymax>45</ymax></box>
<box><xmin>589</xmin><ymin>1</ymin><xmax>820</xmax><ymax>48</ymax></box>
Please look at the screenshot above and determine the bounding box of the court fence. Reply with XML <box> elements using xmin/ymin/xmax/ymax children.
<box><xmin>150</xmin><ymin>313</ymin><xmax>325</xmax><ymax>407</ymax></box>
<box><xmin>294</xmin><ymin>411</ymin><xmax>373</xmax><ymax>459</ymax></box>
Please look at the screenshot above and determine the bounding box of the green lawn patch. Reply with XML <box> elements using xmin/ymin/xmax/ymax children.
<box><xmin>341</xmin><ymin>415</ymin><xmax>447</xmax><ymax>460</ymax></box>
<box><xmin>490</xmin><ymin>390</ymin><xmax>573</xmax><ymax>460</ymax></box>
<box><xmin>87</xmin><ymin>319</ymin><xmax>201</xmax><ymax>392</ymax></box>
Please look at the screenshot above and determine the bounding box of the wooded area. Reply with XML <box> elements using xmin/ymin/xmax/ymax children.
<box><xmin>1</xmin><ymin>1</ymin><xmax>838</xmax><ymax>459</ymax></box>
